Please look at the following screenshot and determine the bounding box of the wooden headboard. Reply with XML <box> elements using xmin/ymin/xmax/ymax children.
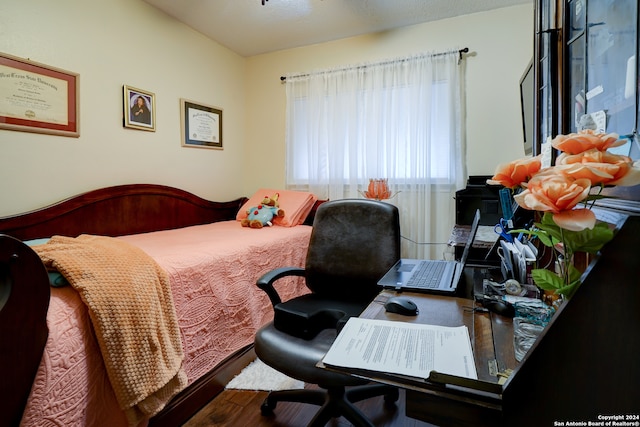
<box><xmin>0</xmin><ymin>184</ymin><xmax>248</xmax><ymax>241</ymax></box>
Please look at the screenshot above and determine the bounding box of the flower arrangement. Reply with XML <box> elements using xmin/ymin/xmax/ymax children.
<box><xmin>488</xmin><ymin>130</ymin><xmax>640</xmax><ymax>298</ymax></box>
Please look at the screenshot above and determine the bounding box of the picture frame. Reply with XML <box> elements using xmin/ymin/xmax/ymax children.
<box><xmin>180</xmin><ymin>98</ymin><xmax>222</xmax><ymax>150</ymax></box>
<box><xmin>0</xmin><ymin>52</ymin><xmax>80</xmax><ymax>137</ymax></box>
<box><xmin>123</xmin><ymin>85</ymin><xmax>156</xmax><ymax>131</ymax></box>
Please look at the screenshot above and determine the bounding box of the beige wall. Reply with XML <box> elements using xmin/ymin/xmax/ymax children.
<box><xmin>244</xmin><ymin>4</ymin><xmax>534</xmax><ymax>194</ymax></box>
<box><xmin>0</xmin><ymin>0</ymin><xmax>533</xmax><ymax>217</ymax></box>
<box><xmin>0</xmin><ymin>0</ymin><xmax>246</xmax><ymax>216</ymax></box>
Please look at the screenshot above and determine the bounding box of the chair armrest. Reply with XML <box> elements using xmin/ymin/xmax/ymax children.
<box><xmin>256</xmin><ymin>266</ymin><xmax>306</xmax><ymax>307</ymax></box>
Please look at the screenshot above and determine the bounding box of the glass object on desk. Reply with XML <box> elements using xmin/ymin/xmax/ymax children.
<box><xmin>513</xmin><ymin>318</ymin><xmax>545</xmax><ymax>362</ymax></box>
<box><xmin>512</xmin><ymin>299</ymin><xmax>556</xmax><ymax>362</ymax></box>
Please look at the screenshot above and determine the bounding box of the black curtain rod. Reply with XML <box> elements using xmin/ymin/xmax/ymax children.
<box><xmin>280</xmin><ymin>47</ymin><xmax>469</xmax><ymax>81</ymax></box>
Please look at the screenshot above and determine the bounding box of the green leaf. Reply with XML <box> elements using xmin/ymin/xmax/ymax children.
<box><xmin>536</xmin><ymin>228</ymin><xmax>558</xmax><ymax>248</ymax></box>
<box><xmin>557</xmin><ymin>279</ymin><xmax>581</xmax><ymax>297</ymax></box>
<box><xmin>512</xmin><ymin>226</ymin><xmax>557</xmax><ymax>248</ymax></box>
<box><xmin>532</xmin><ymin>259</ymin><xmax>583</xmax><ymax>298</ymax></box>
<box><xmin>556</xmin><ymin>268</ymin><xmax>582</xmax><ymax>297</ymax></box>
<box><xmin>538</xmin><ymin>213</ymin><xmax>565</xmax><ymax>242</ymax></box>
<box><xmin>517</xmin><ymin>209</ymin><xmax>615</xmax><ymax>300</ymax></box>
<box><xmin>532</xmin><ymin>212</ymin><xmax>615</xmax><ymax>255</ymax></box>
<box><xmin>561</xmin><ymin>222</ymin><xmax>614</xmax><ymax>253</ymax></box>
<box><xmin>531</xmin><ymin>268</ymin><xmax>564</xmax><ymax>290</ymax></box>
<box><xmin>566</xmin><ymin>263</ymin><xmax>582</xmax><ymax>283</ymax></box>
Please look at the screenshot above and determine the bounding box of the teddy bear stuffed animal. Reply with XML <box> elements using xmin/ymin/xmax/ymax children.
<box><xmin>241</xmin><ymin>193</ymin><xmax>285</xmax><ymax>228</ymax></box>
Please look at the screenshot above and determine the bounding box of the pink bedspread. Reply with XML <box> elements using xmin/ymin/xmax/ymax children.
<box><xmin>20</xmin><ymin>221</ymin><xmax>312</xmax><ymax>427</ymax></box>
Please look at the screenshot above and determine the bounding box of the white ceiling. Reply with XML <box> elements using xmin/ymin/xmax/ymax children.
<box><xmin>143</xmin><ymin>0</ymin><xmax>532</xmax><ymax>57</ymax></box>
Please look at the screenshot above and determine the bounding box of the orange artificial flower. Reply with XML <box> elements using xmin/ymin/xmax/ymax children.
<box><xmin>488</xmin><ymin>130</ymin><xmax>632</xmax><ymax>296</ymax></box>
<box><xmin>551</xmin><ymin>129</ymin><xmax>623</xmax><ymax>155</ymax></box>
<box><xmin>487</xmin><ymin>155</ymin><xmax>542</xmax><ymax>189</ymax></box>
<box><xmin>488</xmin><ymin>130</ymin><xmax>639</xmax><ymax>233</ymax></box>
<box><xmin>552</xmin><ymin>208</ymin><xmax>597</xmax><ymax>232</ymax></box>
<box><xmin>514</xmin><ymin>173</ymin><xmax>594</xmax><ymax>230</ymax></box>
<box><xmin>364</xmin><ymin>179</ymin><xmax>392</xmax><ymax>200</ymax></box>
<box><xmin>556</xmin><ymin>148</ymin><xmax>640</xmax><ymax>187</ymax></box>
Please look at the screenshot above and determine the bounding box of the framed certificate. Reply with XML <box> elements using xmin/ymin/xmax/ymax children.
<box><xmin>180</xmin><ymin>98</ymin><xmax>222</xmax><ymax>150</ymax></box>
<box><xmin>0</xmin><ymin>52</ymin><xmax>79</xmax><ymax>137</ymax></box>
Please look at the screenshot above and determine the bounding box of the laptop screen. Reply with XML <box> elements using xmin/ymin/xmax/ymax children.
<box><xmin>459</xmin><ymin>209</ymin><xmax>481</xmax><ymax>266</ymax></box>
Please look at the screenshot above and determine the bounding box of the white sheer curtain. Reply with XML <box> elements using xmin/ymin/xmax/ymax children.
<box><xmin>284</xmin><ymin>50</ymin><xmax>467</xmax><ymax>259</ymax></box>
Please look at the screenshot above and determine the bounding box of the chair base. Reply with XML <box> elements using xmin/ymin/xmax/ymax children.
<box><xmin>260</xmin><ymin>384</ymin><xmax>399</xmax><ymax>427</ymax></box>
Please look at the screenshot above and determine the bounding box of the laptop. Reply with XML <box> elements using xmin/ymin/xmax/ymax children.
<box><xmin>377</xmin><ymin>209</ymin><xmax>481</xmax><ymax>295</ymax></box>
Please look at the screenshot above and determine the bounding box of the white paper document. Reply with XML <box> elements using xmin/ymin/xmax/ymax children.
<box><xmin>322</xmin><ymin>317</ymin><xmax>477</xmax><ymax>380</ymax></box>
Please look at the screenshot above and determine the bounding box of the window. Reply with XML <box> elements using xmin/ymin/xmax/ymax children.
<box><xmin>284</xmin><ymin>50</ymin><xmax>465</xmax><ymax>259</ymax></box>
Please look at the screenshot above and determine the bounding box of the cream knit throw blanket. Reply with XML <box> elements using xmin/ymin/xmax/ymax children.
<box><xmin>34</xmin><ymin>235</ymin><xmax>188</xmax><ymax>426</ymax></box>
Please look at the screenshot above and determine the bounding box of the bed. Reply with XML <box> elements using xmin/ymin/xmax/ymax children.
<box><xmin>0</xmin><ymin>184</ymin><xmax>319</xmax><ymax>427</ymax></box>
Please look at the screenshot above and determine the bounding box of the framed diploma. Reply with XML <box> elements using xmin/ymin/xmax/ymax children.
<box><xmin>180</xmin><ymin>98</ymin><xmax>223</xmax><ymax>150</ymax></box>
<box><xmin>0</xmin><ymin>52</ymin><xmax>79</xmax><ymax>137</ymax></box>
<box><xmin>123</xmin><ymin>85</ymin><xmax>156</xmax><ymax>131</ymax></box>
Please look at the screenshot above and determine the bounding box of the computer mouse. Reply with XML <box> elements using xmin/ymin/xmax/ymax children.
<box><xmin>384</xmin><ymin>296</ymin><xmax>418</xmax><ymax>316</ymax></box>
<box><xmin>482</xmin><ymin>299</ymin><xmax>515</xmax><ymax>318</ymax></box>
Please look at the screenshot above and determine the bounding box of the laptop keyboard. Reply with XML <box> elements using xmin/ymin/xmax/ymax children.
<box><xmin>406</xmin><ymin>260</ymin><xmax>448</xmax><ymax>288</ymax></box>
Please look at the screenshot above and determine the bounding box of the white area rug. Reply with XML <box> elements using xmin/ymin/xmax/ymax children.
<box><xmin>225</xmin><ymin>358</ymin><xmax>304</xmax><ymax>391</ymax></box>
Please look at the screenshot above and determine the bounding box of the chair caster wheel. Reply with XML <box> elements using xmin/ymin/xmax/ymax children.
<box><xmin>261</xmin><ymin>397</ymin><xmax>276</xmax><ymax>415</ymax></box>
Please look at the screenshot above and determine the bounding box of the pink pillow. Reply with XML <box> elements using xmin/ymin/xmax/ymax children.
<box><xmin>237</xmin><ymin>189</ymin><xmax>318</xmax><ymax>227</ymax></box>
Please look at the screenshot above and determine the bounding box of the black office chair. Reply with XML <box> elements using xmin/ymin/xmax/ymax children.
<box><xmin>0</xmin><ymin>235</ymin><xmax>50</xmax><ymax>427</ymax></box>
<box><xmin>254</xmin><ymin>198</ymin><xmax>401</xmax><ymax>427</ymax></box>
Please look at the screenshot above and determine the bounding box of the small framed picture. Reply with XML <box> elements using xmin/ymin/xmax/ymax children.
<box><xmin>180</xmin><ymin>98</ymin><xmax>222</xmax><ymax>150</ymax></box>
<box><xmin>123</xmin><ymin>85</ymin><xmax>155</xmax><ymax>131</ymax></box>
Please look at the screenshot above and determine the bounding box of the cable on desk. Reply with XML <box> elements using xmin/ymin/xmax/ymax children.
<box><xmin>401</xmin><ymin>235</ymin><xmax>449</xmax><ymax>246</ymax></box>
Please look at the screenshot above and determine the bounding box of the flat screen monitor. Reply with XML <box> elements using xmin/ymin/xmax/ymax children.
<box><xmin>520</xmin><ymin>59</ymin><xmax>534</xmax><ymax>156</ymax></box>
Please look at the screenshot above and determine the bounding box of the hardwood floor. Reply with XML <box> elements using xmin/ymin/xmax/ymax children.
<box><xmin>182</xmin><ymin>384</ymin><xmax>436</xmax><ymax>427</ymax></box>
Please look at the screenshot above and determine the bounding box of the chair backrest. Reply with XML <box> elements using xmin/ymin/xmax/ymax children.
<box><xmin>304</xmin><ymin>199</ymin><xmax>400</xmax><ymax>302</ymax></box>
<box><xmin>0</xmin><ymin>235</ymin><xmax>50</xmax><ymax>427</ymax></box>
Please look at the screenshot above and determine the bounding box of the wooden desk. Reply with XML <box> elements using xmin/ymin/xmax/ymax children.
<box><xmin>326</xmin><ymin>212</ymin><xmax>640</xmax><ymax>426</ymax></box>
<box><xmin>356</xmin><ymin>289</ymin><xmax>518</xmax><ymax>426</ymax></box>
